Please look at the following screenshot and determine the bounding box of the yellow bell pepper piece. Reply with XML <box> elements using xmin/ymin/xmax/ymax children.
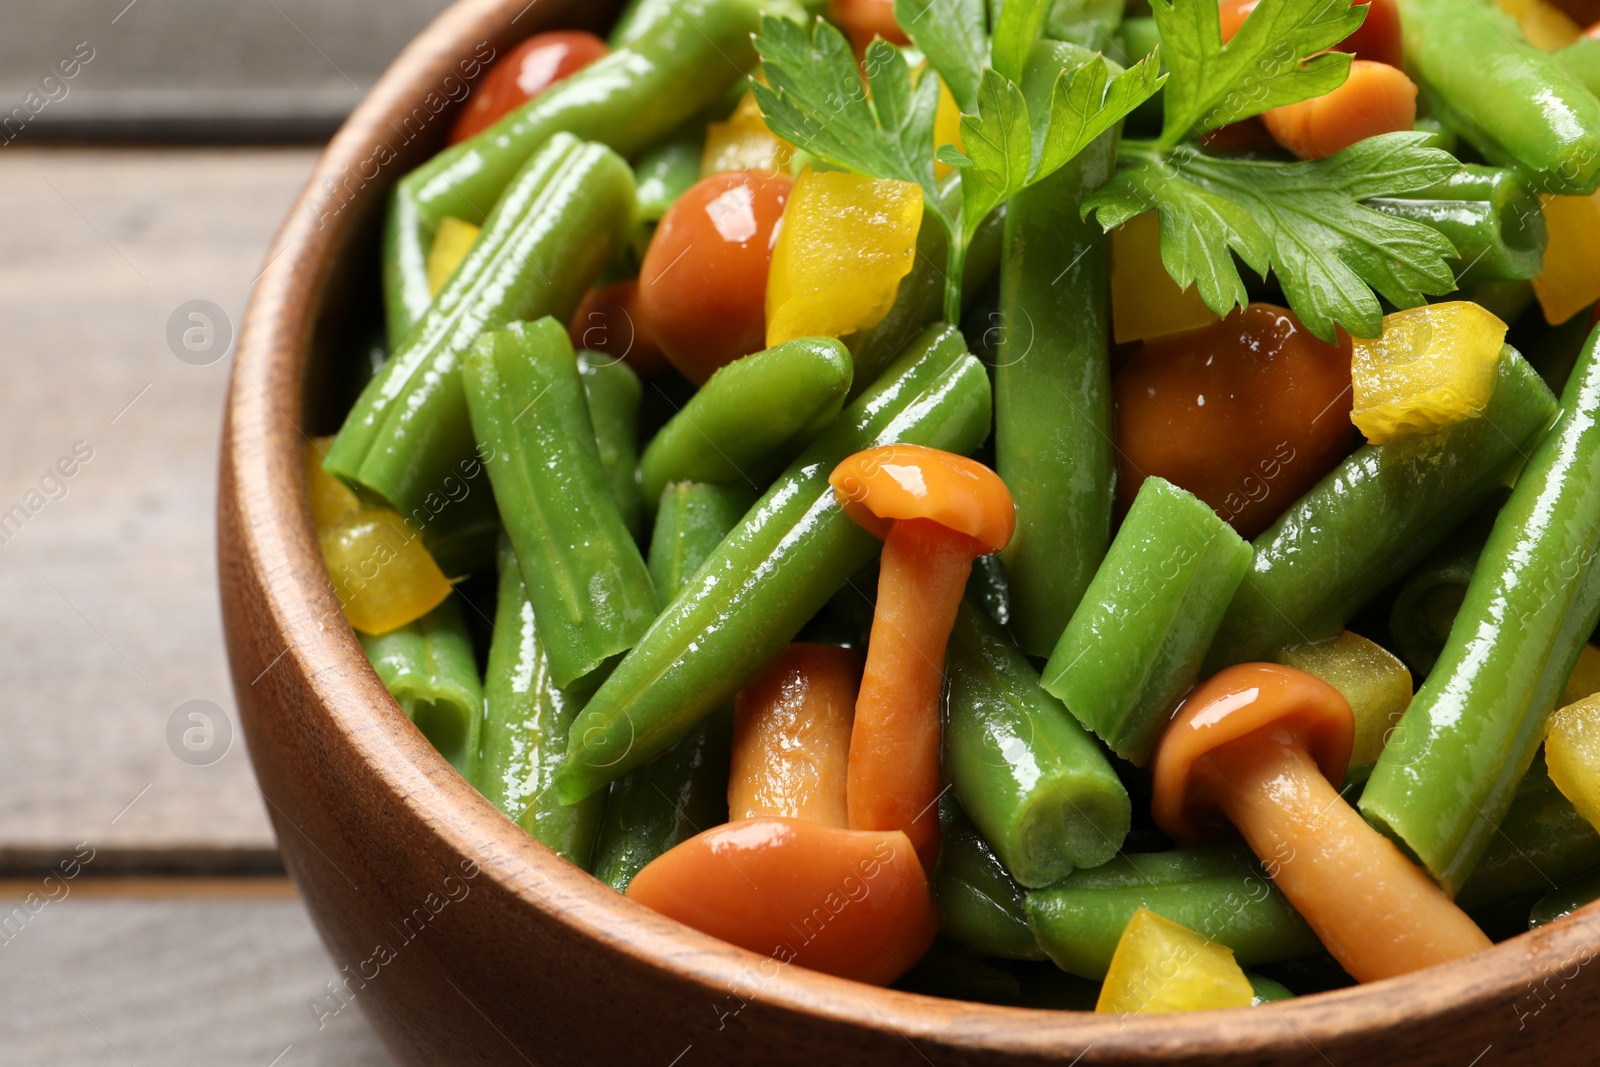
<box><xmin>1532</xmin><ymin>193</ymin><xmax>1600</xmax><ymax>326</ymax></box>
<box><xmin>765</xmin><ymin>169</ymin><xmax>923</xmax><ymax>347</ymax></box>
<box><xmin>307</xmin><ymin>436</ymin><xmax>361</xmax><ymax>528</ymax></box>
<box><xmin>1562</xmin><ymin>644</ymin><xmax>1600</xmax><ymax>707</ymax></box>
<box><xmin>1110</xmin><ymin>212</ymin><xmax>1218</xmax><ymax>344</ymax></box>
<box><xmin>1276</xmin><ymin>631</ymin><xmax>1413</xmax><ymax>778</ymax></box>
<box><xmin>1349</xmin><ymin>301</ymin><xmax>1508</xmax><ymax>444</ymax></box>
<box><xmin>426</xmin><ymin>217</ymin><xmax>481</xmax><ymax>298</ymax></box>
<box><xmin>1496</xmin><ymin>0</ymin><xmax>1582</xmax><ymax>50</ymax></box>
<box><xmin>1096</xmin><ymin>908</ymin><xmax>1255</xmax><ymax>1015</ymax></box>
<box><xmin>702</xmin><ymin>91</ymin><xmax>795</xmax><ymax>178</ymax></box>
<box><xmin>933</xmin><ymin>76</ymin><xmax>964</xmax><ymax>180</ymax></box>
<box><xmin>1547</xmin><ymin>693</ymin><xmax>1600</xmax><ymax>832</ymax></box>
<box><xmin>318</xmin><ymin>506</ymin><xmax>451</xmax><ymax>635</ymax></box>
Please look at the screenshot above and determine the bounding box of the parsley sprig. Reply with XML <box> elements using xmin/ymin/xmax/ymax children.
<box><xmin>753</xmin><ymin>11</ymin><xmax>1163</xmax><ymax>321</ymax></box>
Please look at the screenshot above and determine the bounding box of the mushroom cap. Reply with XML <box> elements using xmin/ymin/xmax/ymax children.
<box><xmin>828</xmin><ymin>444</ymin><xmax>1015</xmax><ymax>553</ymax></box>
<box><xmin>1150</xmin><ymin>663</ymin><xmax>1355</xmax><ymax>843</ymax></box>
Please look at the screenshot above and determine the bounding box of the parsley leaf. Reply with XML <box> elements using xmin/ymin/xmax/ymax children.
<box><xmin>1152</xmin><ymin>0</ymin><xmax>1365</xmax><ymax>149</ymax></box>
<box><xmin>989</xmin><ymin>0</ymin><xmax>1052</xmax><ymax>84</ymax></box>
<box><xmin>751</xmin><ymin>16</ymin><xmax>946</xmax><ymax>217</ymax></box>
<box><xmin>941</xmin><ymin>53</ymin><xmax>1165</xmax><ymax>245</ymax></box>
<box><xmin>1084</xmin><ymin>133</ymin><xmax>1463</xmax><ymax>341</ymax></box>
<box><xmin>893</xmin><ymin>0</ymin><xmax>988</xmax><ymax>114</ymax></box>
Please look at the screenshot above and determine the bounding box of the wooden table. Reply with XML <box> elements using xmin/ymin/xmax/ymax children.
<box><xmin>0</xmin><ymin>145</ymin><xmax>395</xmax><ymax>1064</ymax></box>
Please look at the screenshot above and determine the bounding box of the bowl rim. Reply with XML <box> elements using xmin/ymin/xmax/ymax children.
<box><xmin>224</xmin><ymin>0</ymin><xmax>1600</xmax><ymax>1055</ymax></box>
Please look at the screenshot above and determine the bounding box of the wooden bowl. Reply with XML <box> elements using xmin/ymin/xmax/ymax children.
<box><xmin>219</xmin><ymin>1</ymin><xmax>1600</xmax><ymax>1062</ymax></box>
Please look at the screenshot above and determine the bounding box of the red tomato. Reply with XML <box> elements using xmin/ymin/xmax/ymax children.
<box><xmin>1219</xmin><ymin>0</ymin><xmax>1403</xmax><ymax>67</ymax></box>
<box><xmin>829</xmin><ymin>0</ymin><xmax>911</xmax><ymax>56</ymax></box>
<box><xmin>449</xmin><ymin>31</ymin><xmax>608</xmax><ymax>144</ymax></box>
<box><xmin>637</xmin><ymin>170</ymin><xmax>793</xmax><ymax>384</ymax></box>
<box><xmin>1114</xmin><ymin>304</ymin><xmax>1357</xmax><ymax>539</ymax></box>
<box><xmin>568</xmin><ymin>280</ymin><xmax>670</xmax><ymax>379</ymax></box>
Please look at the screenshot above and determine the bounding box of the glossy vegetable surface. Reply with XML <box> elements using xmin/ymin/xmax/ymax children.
<box><xmin>448</xmin><ymin>31</ymin><xmax>609</xmax><ymax>144</ymax></box>
<box><xmin>1363</xmin><ymin>325</ymin><xmax>1600</xmax><ymax>894</ymax></box>
<box><xmin>359</xmin><ymin>597</ymin><xmax>482</xmax><ymax>774</ymax></box>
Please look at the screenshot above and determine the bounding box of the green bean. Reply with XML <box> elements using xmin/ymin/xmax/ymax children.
<box><xmin>384</xmin><ymin>0</ymin><xmax>761</xmax><ymax>340</ymax></box>
<box><xmin>638</xmin><ymin>337</ymin><xmax>853</xmax><ymax>506</ymax></box>
<box><xmin>474</xmin><ymin>539</ymin><xmax>603</xmax><ymax>867</ymax></box>
<box><xmin>359</xmin><ymin>597</ymin><xmax>482</xmax><ymax>774</ymax></box>
<box><xmin>933</xmin><ymin>795</ymin><xmax>1046</xmax><ymax>961</ymax></box>
<box><xmin>589</xmin><ymin>482</ymin><xmax>752</xmax><ymax>892</ymax></box>
<box><xmin>633</xmin><ymin>125</ymin><xmax>706</xmax><ymax>223</ymax></box>
<box><xmin>463</xmin><ymin>318</ymin><xmax>658</xmax><ymax>688</ymax></box>
<box><xmin>1248</xmin><ymin>974</ymin><xmax>1296</xmax><ymax>1003</ymax></box>
<box><xmin>996</xmin><ymin>40</ymin><xmax>1117</xmax><ymax>655</ymax></box>
<box><xmin>1456</xmin><ymin>756</ymin><xmax>1600</xmax><ymax>910</ymax></box>
<box><xmin>947</xmin><ymin>601</ymin><xmax>1130</xmax><ymax>884</ymax></box>
<box><xmin>1362</xmin><ymin>326</ymin><xmax>1600</xmax><ymax>894</ymax></box>
<box><xmin>577</xmin><ymin>352</ymin><xmax>645</xmax><ymax>539</ymax></box>
<box><xmin>1387</xmin><ymin>505</ymin><xmax>1498</xmax><ymax>676</ymax></box>
<box><xmin>553</xmin><ymin>322</ymin><xmax>992</xmax><ymax>802</ymax></box>
<box><xmin>1398</xmin><ymin>0</ymin><xmax>1600</xmax><ymax>195</ymax></box>
<box><xmin>330</xmin><ymin>134</ymin><xmax>635</xmax><ymax>530</ymax></box>
<box><xmin>1530</xmin><ymin>870</ymin><xmax>1600</xmax><ymax>928</ymax></box>
<box><xmin>1205</xmin><ymin>345</ymin><xmax>1559</xmax><ymax>671</ymax></box>
<box><xmin>1558</xmin><ymin>37</ymin><xmax>1600</xmax><ymax>99</ymax></box>
<box><xmin>1367</xmin><ymin>165</ymin><xmax>1547</xmax><ymax>285</ymax></box>
<box><xmin>1042</xmin><ymin>476</ymin><xmax>1253</xmax><ymax>765</ymax></box>
<box><xmin>1024</xmin><ymin>843</ymin><xmax>1322</xmax><ymax>979</ymax></box>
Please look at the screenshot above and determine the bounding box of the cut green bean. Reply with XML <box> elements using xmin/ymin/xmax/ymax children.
<box><xmin>578</xmin><ymin>352</ymin><xmax>645</xmax><ymax>539</ymax></box>
<box><xmin>553</xmin><ymin>322</ymin><xmax>992</xmax><ymax>802</ymax></box>
<box><xmin>933</xmin><ymin>795</ymin><xmax>1045</xmax><ymax>961</ymax></box>
<box><xmin>1388</xmin><ymin>506</ymin><xmax>1497</xmax><ymax>676</ymax></box>
<box><xmin>1024</xmin><ymin>843</ymin><xmax>1321</xmax><ymax>979</ymax></box>
<box><xmin>1042</xmin><ymin>476</ymin><xmax>1253</xmax><ymax>766</ymax></box>
<box><xmin>359</xmin><ymin>597</ymin><xmax>482</xmax><ymax>774</ymax></box>
<box><xmin>1363</xmin><ymin>328</ymin><xmax>1600</xmax><ymax>893</ymax></box>
<box><xmin>1248</xmin><ymin>974</ymin><xmax>1296</xmax><ymax>1003</ymax></box>
<box><xmin>1367</xmin><ymin>165</ymin><xmax>1547</xmax><ymax>285</ymax></box>
<box><xmin>330</xmin><ymin>134</ymin><xmax>636</xmax><ymax>531</ymax></box>
<box><xmin>589</xmin><ymin>482</ymin><xmax>752</xmax><ymax>892</ymax></box>
<box><xmin>385</xmin><ymin>0</ymin><xmax>762</xmax><ymax>338</ymax></box>
<box><xmin>1530</xmin><ymin>870</ymin><xmax>1600</xmax><ymax>928</ymax></box>
<box><xmin>638</xmin><ymin>337</ymin><xmax>853</xmax><ymax>506</ymax></box>
<box><xmin>1558</xmin><ymin>37</ymin><xmax>1600</xmax><ymax>99</ymax></box>
<box><xmin>464</xmin><ymin>318</ymin><xmax>658</xmax><ymax>689</ymax></box>
<box><xmin>474</xmin><ymin>539</ymin><xmax>603</xmax><ymax>867</ymax></box>
<box><xmin>1205</xmin><ymin>345</ymin><xmax>1559</xmax><ymax>671</ymax></box>
<box><xmin>1456</xmin><ymin>756</ymin><xmax>1600</xmax><ymax>910</ymax></box>
<box><xmin>996</xmin><ymin>41</ymin><xmax>1117</xmax><ymax>656</ymax></box>
<box><xmin>633</xmin><ymin>124</ymin><xmax>707</xmax><ymax>224</ymax></box>
<box><xmin>947</xmin><ymin>601</ymin><xmax>1130</xmax><ymax>885</ymax></box>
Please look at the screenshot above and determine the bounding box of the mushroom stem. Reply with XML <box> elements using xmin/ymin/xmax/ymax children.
<box><xmin>849</xmin><ymin>517</ymin><xmax>982</xmax><ymax>870</ymax></box>
<box><xmin>1209</xmin><ymin>735</ymin><xmax>1492</xmax><ymax>983</ymax></box>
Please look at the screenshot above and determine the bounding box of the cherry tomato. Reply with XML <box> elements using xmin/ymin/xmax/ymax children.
<box><xmin>637</xmin><ymin>170</ymin><xmax>793</xmax><ymax>384</ymax></box>
<box><xmin>829</xmin><ymin>0</ymin><xmax>911</xmax><ymax>56</ymax></box>
<box><xmin>568</xmin><ymin>280</ymin><xmax>670</xmax><ymax>379</ymax></box>
<box><xmin>1219</xmin><ymin>0</ymin><xmax>1404</xmax><ymax>67</ymax></box>
<box><xmin>448</xmin><ymin>31</ymin><xmax>608</xmax><ymax>144</ymax></box>
<box><xmin>1114</xmin><ymin>304</ymin><xmax>1357</xmax><ymax>540</ymax></box>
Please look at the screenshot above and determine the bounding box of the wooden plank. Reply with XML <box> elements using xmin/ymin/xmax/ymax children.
<box><xmin>0</xmin><ymin>880</ymin><xmax>395</xmax><ymax>1065</ymax></box>
<box><xmin>0</xmin><ymin>0</ymin><xmax>456</xmax><ymax>141</ymax></box>
<box><xmin>0</xmin><ymin>147</ymin><xmax>322</xmax><ymax>869</ymax></box>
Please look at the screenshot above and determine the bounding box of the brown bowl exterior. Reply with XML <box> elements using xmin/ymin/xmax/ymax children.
<box><xmin>219</xmin><ymin>0</ymin><xmax>1600</xmax><ymax>1062</ymax></box>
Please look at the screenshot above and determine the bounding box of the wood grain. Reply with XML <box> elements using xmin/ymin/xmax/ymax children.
<box><xmin>0</xmin><ymin>883</ymin><xmax>393</xmax><ymax>1065</ymax></box>
<box><xmin>0</xmin><ymin>147</ymin><xmax>314</xmax><ymax>871</ymax></box>
<box><xmin>220</xmin><ymin>0</ymin><xmax>1600</xmax><ymax>1065</ymax></box>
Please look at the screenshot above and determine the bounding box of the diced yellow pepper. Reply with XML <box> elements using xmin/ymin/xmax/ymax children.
<box><xmin>1547</xmin><ymin>694</ymin><xmax>1600</xmax><ymax>832</ymax></box>
<box><xmin>1096</xmin><ymin>908</ymin><xmax>1255</xmax><ymax>1015</ymax></box>
<box><xmin>1562</xmin><ymin>644</ymin><xmax>1600</xmax><ymax>707</ymax></box>
<box><xmin>1110</xmin><ymin>212</ymin><xmax>1218</xmax><ymax>344</ymax></box>
<box><xmin>1532</xmin><ymin>193</ymin><xmax>1600</xmax><ymax>326</ymax></box>
<box><xmin>307</xmin><ymin>436</ymin><xmax>361</xmax><ymax>528</ymax></box>
<box><xmin>765</xmin><ymin>169</ymin><xmax>923</xmax><ymax>347</ymax></box>
<box><xmin>933</xmin><ymin>76</ymin><xmax>964</xmax><ymax>180</ymax></box>
<box><xmin>1276</xmin><ymin>631</ymin><xmax>1413</xmax><ymax>778</ymax></box>
<box><xmin>702</xmin><ymin>91</ymin><xmax>795</xmax><ymax>178</ymax></box>
<box><xmin>1496</xmin><ymin>0</ymin><xmax>1582</xmax><ymax>50</ymax></box>
<box><xmin>318</xmin><ymin>507</ymin><xmax>451</xmax><ymax>635</ymax></box>
<box><xmin>1349</xmin><ymin>301</ymin><xmax>1508</xmax><ymax>444</ymax></box>
<box><xmin>426</xmin><ymin>217</ymin><xmax>481</xmax><ymax>298</ymax></box>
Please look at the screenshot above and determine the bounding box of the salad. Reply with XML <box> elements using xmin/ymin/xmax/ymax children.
<box><xmin>307</xmin><ymin>0</ymin><xmax>1600</xmax><ymax>1013</ymax></box>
